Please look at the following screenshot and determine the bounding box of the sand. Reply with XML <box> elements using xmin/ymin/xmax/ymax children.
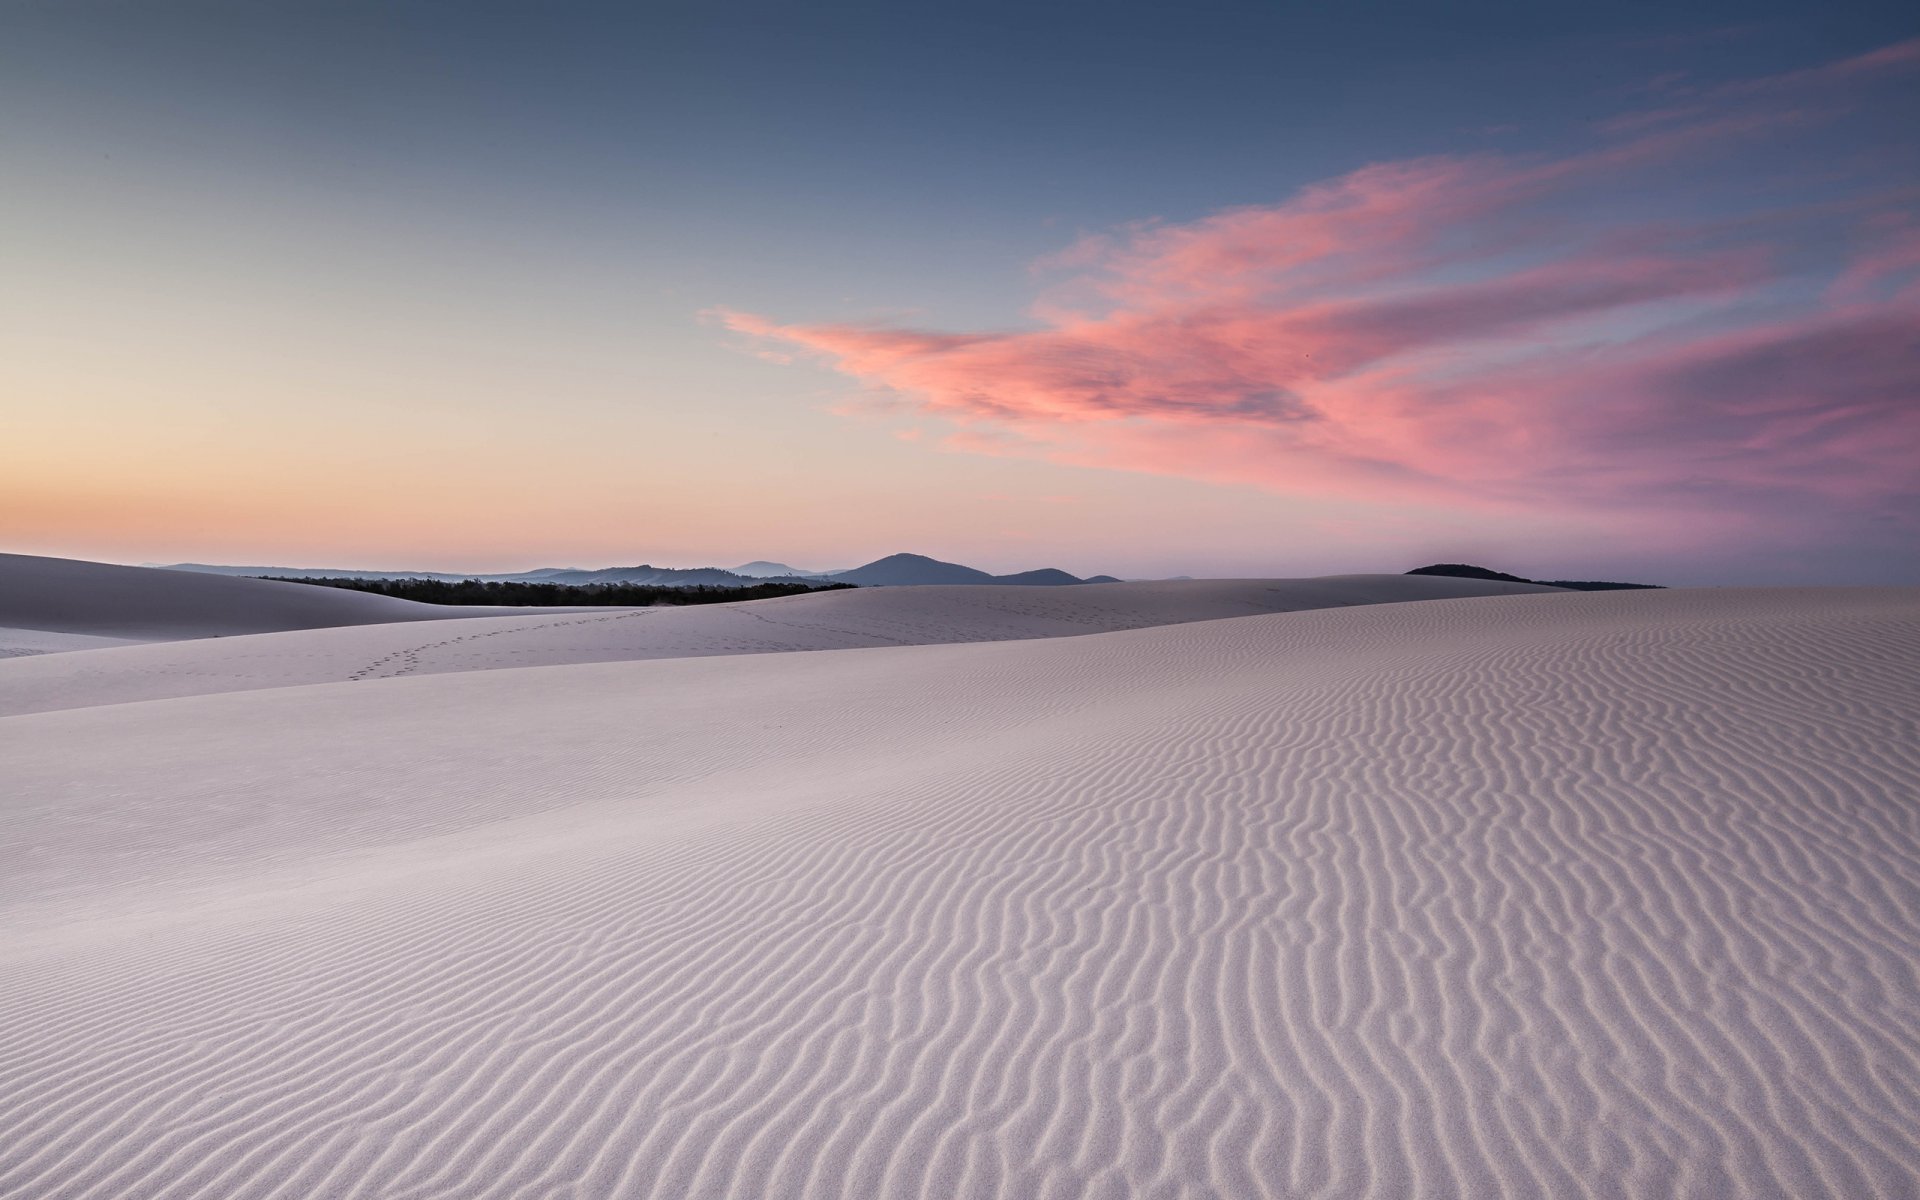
<box><xmin>2</xmin><ymin>568</ymin><xmax>1917</xmax><ymax>1199</ymax></box>
<box><xmin>0</xmin><ymin>552</ymin><xmax>592</xmax><ymax>645</ymax></box>
<box><xmin>0</xmin><ymin>573</ymin><xmax>1555</xmax><ymax>717</ymax></box>
<box><xmin>0</xmin><ymin>626</ymin><xmax>144</xmax><ymax>658</ymax></box>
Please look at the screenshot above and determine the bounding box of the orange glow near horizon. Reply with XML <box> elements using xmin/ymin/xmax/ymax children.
<box><xmin>5</xmin><ymin>29</ymin><xmax>1916</xmax><ymax>586</ymax></box>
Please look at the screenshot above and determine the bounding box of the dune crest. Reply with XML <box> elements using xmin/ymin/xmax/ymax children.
<box><xmin>0</xmin><ymin>573</ymin><xmax>1554</xmax><ymax>716</ymax></box>
<box><xmin>0</xmin><ymin>553</ymin><xmax>597</xmax><ymax>644</ymax></box>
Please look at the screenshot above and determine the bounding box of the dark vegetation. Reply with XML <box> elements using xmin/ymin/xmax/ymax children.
<box><xmin>262</xmin><ymin>576</ymin><xmax>855</xmax><ymax>607</ymax></box>
<box><xmin>1407</xmin><ymin>563</ymin><xmax>1662</xmax><ymax>591</ymax></box>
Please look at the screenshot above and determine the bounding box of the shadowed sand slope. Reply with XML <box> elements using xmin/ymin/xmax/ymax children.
<box><xmin>0</xmin><ymin>553</ymin><xmax>583</xmax><ymax>644</ymax></box>
<box><xmin>2</xmin><ymin>586</ymin><xmax>1918</xmax><ymax>1198</ymax></box>
<box><xmin>0</xmin><ymin>574</ymin><xmax>1555</xmax><ymax>716</ymax></box>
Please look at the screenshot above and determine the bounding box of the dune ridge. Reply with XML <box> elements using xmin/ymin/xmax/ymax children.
<box><xmin>0</xmin><ymin>627</ymin><xmax>142</xmax><ymax>658</ymax></box>
<box><xmin>3</xmin><ymin>587</ymin><xmax>1918</xmax><ymax>1198</ymax></box>
<box><xmin>0</xmin><ymin>553</ymin><xmax>594</xmax><ymax>645</ymax></box>
<box><xmin>0</xmin><ymin>573</ymin><xmax>1555</xmax><ymax>717</ymax></box>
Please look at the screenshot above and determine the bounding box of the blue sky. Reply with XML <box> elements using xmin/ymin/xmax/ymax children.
<box><xmin>4</xmin><ymin>1</ymin><xmax>1915</xmax><ymax>582</ymax></box>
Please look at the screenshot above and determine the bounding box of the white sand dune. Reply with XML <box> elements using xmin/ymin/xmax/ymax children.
<box><xmin>0</xmin><ymin>573</ymin><xmax>1555</xmax><ymax>717</ymax></box>
<box><xmin>3</xmin><ymin>585</ymin><xmax>1918</xmax><ymax>1198</ymax></box>
<box><xmin>0</xmin><ymin>552</ymin><xmax>582</xmax><ymax>645</ymax></box>
<box><xmin>0</xmin><ymin>626</ymin><xmax>143</xmax><ymax>659</ymax></box>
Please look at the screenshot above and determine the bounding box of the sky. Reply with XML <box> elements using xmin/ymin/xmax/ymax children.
<box><xmin>3</xmin><ymin>0</ymin><xmax>1915</xmax><ymax>584</ymax></box>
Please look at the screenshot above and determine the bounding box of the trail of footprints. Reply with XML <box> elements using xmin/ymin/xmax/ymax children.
<box><xmin>340</xmin><ymin>600</ymin><xmax>1056</xmax><ymax>685</ymax></box>
<box><xmin>344</xmin><ymin>611</ymin><xmax>658</xmax><ymax>682</ymax></box>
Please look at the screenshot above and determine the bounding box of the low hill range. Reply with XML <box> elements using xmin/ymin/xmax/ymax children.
<box><xmin>828</xmin><ymin>554</ymin><xmax>1122</xmax><ymax>587</ymax></box>
<box><xmin>162</xmin><ymin>551</ymin><xmax>1125</xmax><ymax>589</ymax></box>
<box><xmin>1407</xmin><ymin>563</ymin><xmax>1663</xmax><ymax>591</ymax></box>
<box><xmin>728</xmin><ymin>560</ymin><xmax>831</xmax><ymax>578</ymax></box>
<box><xmin>157</xmin><ymin>554</ymin><xmax>1658</xmax><ymax>592</ymax></box>
<box><xmin>160</xmin><ymin>561</ymin><xmax>820</xmax><ymax>588</ymax></box>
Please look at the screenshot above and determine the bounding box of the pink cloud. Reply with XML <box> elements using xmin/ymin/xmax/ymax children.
<box><xmin>719</xmin><ymin>41</ymin><xmax>1920</xmax><ymax>550</ymax></box>
<box><xmin>1717</xmin><ymin>35</ymin><xmax>1920</xmax><ymax>96</ymax></box>
<box><xmin>1827</xmin><ymin>214</ymin><xmax>1920</xmax><ymax>308</ymax></box>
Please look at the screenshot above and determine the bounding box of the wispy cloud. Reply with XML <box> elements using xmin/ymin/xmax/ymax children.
<box><xmin>718</xmin><ymin>41</ymin><xmax>1920</xmax><ymax>552</ymax></box>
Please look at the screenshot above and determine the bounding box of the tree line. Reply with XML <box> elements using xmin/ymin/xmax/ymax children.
<box><xmin>1406</xmin><ymin>564</ymin><xmax>1660</xmax><ymax>591</ymax></box>
<box><xmin>263</xmin><ymin>576</ymin><xmax>856</xmax><ymax>607</ymax></box>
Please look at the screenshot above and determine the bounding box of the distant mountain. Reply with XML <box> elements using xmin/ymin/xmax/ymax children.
<box><xmin>823</xmin><ymin>553</ymin><xmax>1106</xmax><ymax>587</ymax></box>
<box><xmin>829</xmin><ymin>554</ymin><xmax>994</xmax><ymax>586</ymax></box>
<box><xmin>992</xmin><ymin>568</ymin><xmax>1085</xmax><ymax>586</ymax></box>
<box><xmin>1406</xmin><ymin>563</ymin><xmax>1531</xmax><ymax>584</ymax></box>
<box><xmin>1407</xmin><ymin>563</ymin><xmax>1662</xmax><ymax>591</ymax></box>
<box><xmin>730</xmin><ymin>561</ymin><xmax>830</xmax><ymax>578</ymax></box>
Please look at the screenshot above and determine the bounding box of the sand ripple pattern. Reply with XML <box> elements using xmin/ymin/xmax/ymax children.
<box><xmin>1</xmin><ymin>587</ymin><xmax>1917</xmax><ymax>1198</ymax></box>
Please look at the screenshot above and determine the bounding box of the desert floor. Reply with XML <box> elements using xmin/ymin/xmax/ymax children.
<box><xmin>3</xmin><ymin>556</ymin><xmax>1916</xmax><ymax>1199</ymax></box>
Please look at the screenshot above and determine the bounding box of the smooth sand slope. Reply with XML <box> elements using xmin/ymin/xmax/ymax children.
<box><xmin>0</xmin><ymin>573</ymin><xmax>1555</xmax><ymax>716</ymax></box>
<box><xmin>0</xmin><ymin>552</ymin><xmax>579</xmax><ymax>645</ymax></box>
<box><xmin>0</xmin><ymin>627</ymin><xmax>144</xmax><ymax>659</ymax></box>
<box><xmin>3</xmin><ymin>586</ymin><xmax>1918</xmax><ymax>1199</ymax></box>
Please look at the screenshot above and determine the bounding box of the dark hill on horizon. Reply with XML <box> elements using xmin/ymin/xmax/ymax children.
<box><xmin>1408</xmin><ymin>563</ymin><xmax>1662</xmax><ymax>591</ymax></box>
<box><xmin>823</xmin><ymin>554</ymin><xmax>1114</xmax><ymax>587</ymax></box>
<box><xmin>730</xmin><ymin>560</ymin><xmax>831</xmax><ymax>578</ymax></box>
<box><xmin>830</xmin><ymin>553</ymin><xmax>995</xmax><ymax>586</ymax></box>
<box><xmin>995</xmin><ymin>568</ymin><xmax>1092</xmax><ymax>586</ymax></box>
